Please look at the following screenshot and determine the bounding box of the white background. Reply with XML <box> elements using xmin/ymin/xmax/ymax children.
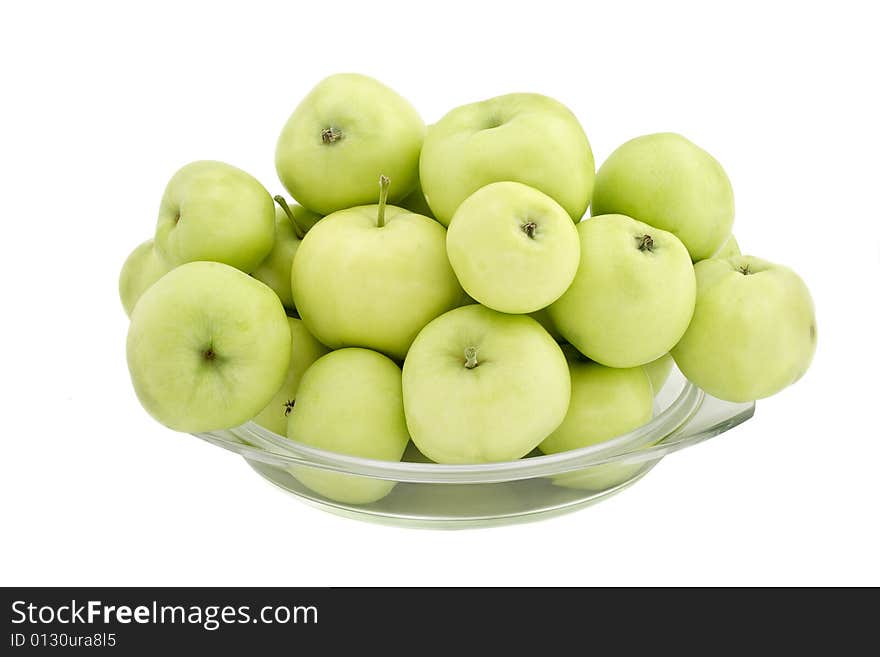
<box><xmin>1</xmin><ymin>1</ymin><xmax>878</xmax><ymax>586</ymax></box>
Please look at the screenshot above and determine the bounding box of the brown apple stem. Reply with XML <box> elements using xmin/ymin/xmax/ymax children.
<box><xmin>274</xmin><ymin>196</ymin><xmax>306</xmax><ymax>239</ymax></box>
<box><xmin>464</xmin><ymin>347</ymin><xmax>479</xmax><ymax>369</ymax></box>
<box><xmin>376</xmin><ymin>175</ymin><xmax>391</xmax><ymax>228</ymax></box>
<box><xmin>637</xmin><ymin>234</ymin><xmax>655</xmax><ymax>252</ymax></box>
<box><xmin>321</xmin><ymin>127</ymin><xmax>343</xmax><ymax>144</ymax></box>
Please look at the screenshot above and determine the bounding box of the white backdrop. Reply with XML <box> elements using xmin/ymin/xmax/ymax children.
<box><xmin>1</xmin><ymin>1</ymin><xmax>877</xmax><ymax>586</ymax></box>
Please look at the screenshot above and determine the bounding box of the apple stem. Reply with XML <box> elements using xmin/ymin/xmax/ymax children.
<box><xmin>274</xmin><ymin>196</ymin><xmax>306</xmax><ymax>239</ymax></box>
<box><xmin>464</xmin><ymin>347</ymin><xmax>479</xmax><ymax>369</ymax></box>
<box><xmin>376</xmin><ymin>175</ymin><xmax>390</xmax><ymax>228</ymax></box>
<box><xmin>321</xmin><ymin>127</ymin><xmax>343</xmax><ymax>144</ymax></box>
<box><xmin>637</xmin><ymin>234</ymin><xmax>655</xmax><ymax>252</ymax></box>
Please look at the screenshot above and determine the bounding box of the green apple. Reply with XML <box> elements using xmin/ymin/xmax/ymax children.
<box><xmin>420</xmin><ymin>93</ymin><xmax>594</xmax><ymax>226</ymax></box>
<box><xmin>399</xmin><ymin>176</ymin><xmax>434</xmax><ymax>219</ymax></box>
<box><xmin>292</xmin><ymin>176</ymin><xmax>463</xmax><ymax>360</ymax></box>
<box><xmin>154</xmin><ymin>160</ymin><xmax>275</xmax><ymax>272</ymax></box>
<box><xmin>402</xmin><ymin>305</ymin><xmax>570</xmax><ymax>463</ymax></box>
<box><xmin>541</xmin><ymin>357</ymin><xmax>653</xmax><ymax>454</ymax></box>
<box><xmin>711</xmin><ymin>234</ymin><xmax>741</xmax><ymax>259</ymax></box>
<box><xmin>118</xmin><ymin>239</ymin><xmax>170</xmax><ymax>316</ymax></box>
<box><xmin>540</xmin><ymin>352</ymin><xmax>654</xmax><ymax>490</ymax></box>
<box><xmin>456</xmin><ymin>290</ymin><xmax>478</xmax><ymax>308</ymax></box>
<box><xmin>529</xmin><ymin>307</ymin><xmax>564</xmax><ymax>342</ymax></box>
<box><xmin>643</xmin><ymin>353</ymin><xmax>674</xmax><ymax>395</ymax></box>
<box><xmin>446</xmin><ymin>182</ymin><xmax>580</xmax><ymax>313</ymax></box>
<box><xmin>127</xmin><ymin>262</ymin><xmax>290</xmax><ymax>432</ymax></box>
<box><xmin>591</xmin><ymin>133</ymin><xmax>734</xmax><ymax>261</ymax></box>
<box><xmin>251</xmin><ymin>317</ymin><xmax>329</xmax><ymax>436</ymax></box>
<box><xmin>276</xmin><ymin>73</ymin><xmax>424</xmax><ymax>215</ymax></box>
<box><xmin>287</xmin><ymin>348</ymin><xmax>410</xmax><ymax>505</ymax></box>
<box><xmin>250</xmin><ymin>197</ymin><xmax>321</xmax><ymax>310</ymax></box>
<box><xmin>552</xmin><ymin>456</ymin><xmax>655</xmax><ymax>492</ymax></box>
<box><xmin>401</xmin><ymin>441</ymin><xmax>434</xmax><ymax>463</ymax></box>
<box><xmin>672</xmin><ymin>256</ymin><xmax>817</xmax><ymax>402</ymax></box>
<box><xmin>548</xmin><ymin>214</ymin><xmax>696</xmax><ymax>368</ymax></box>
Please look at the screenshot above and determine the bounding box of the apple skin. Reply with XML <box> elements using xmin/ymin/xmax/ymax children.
<box><xmin>672</xmin><ymin>256</ymin><xmax>817</xmax><ymax>402</ymax></box>
<box><xmin>250</xmin><ymin>203</ymin><xmax>321</xmax><ymax>310</ymax></box>
<box><xmin>420</xmin><ymin>93</ymin><xmax>595</xmax><ymax>226</ymax></box>
<box><xmin>276</xmin><ymin>73</ymin><xmax>425</xmax><ymax>215</ymax></box>
<box><xmin>643</xmin><ymin>353</ymin><xmax>674</xmax><ymax>396</ymax></box>
<box><xmin>402</xmin><ymin>305</ymin><xmax>570</xmax><ymax>464</ymax></box>
<box><xmin>127</xmin><ymin>262</ymin><xmax>290</xmax><ymax>432</ymax></box>
<box><xmin>292</xmin><ymin>204</ymin><xmax>463</xmax><ymax>360</ymax></box>
<box><xmin>552</xmin><ymin>457</ymin><xmax>653</xmax><ymax>492</ymax></box>
<box><xmin>251</xmin><ymin>317</ymin><xmax>329</xmax><ymax>436</ymax></box>
<box><xmin>591</xmin><ymin>133</ymin><xmax>734</xmax><ymax>261</ymax></box>
<box><xmin>541</xmin><ymin>357</ymin><xmax>653</xmax><ymax>454</ymax></box>
<box><xmin>711</xmin><ymin>234</ymin><xmax>741</xmax><ymax>259</ymax></box>
<box><xmin>446</xmin><ymin>182</ymin><xmax>580</xmax><ymax>313</ymax></box>
<box><xmin>286</xmin><ymin>201</ymin><xmax>322</xmax><ymax>233</ymax></box>
<box><xmin>154</xmin><ymin>161</ymin><xmax>275</xmax><ymax>273</ymax></box>
<box><xmin>399</xmin><ymin>176</ymin><xmax>434</xmax><ymax>219</ymax></box>
<box><xmin>401</xmin><ymin>441</ymin><xmax>434</xmax><ymax>463</ymax></box>
<box><xmin>287</xmin><ymin>348</ymin><xmax>410</xmax><ymax>505</ymax></box>
<box><xmin>529</xmin><ymin>307</ymin><xmax>564</xmax><ymax>342</ymax></box>
<box><xmin>540</xmin><ymin>355</ymin><xmax>654</xmax><ymax>490</ymax></box>
<box><xmin>455</xmin><ymin>289</ymin><xmax>478</xmax><ymax>308</ymax></box>
<box><xmin>548</xmin><ymin>214</ymin><xmax>696</xmax><ymax>368</ymax></box>
<box><xmin>118</xmin><ymin>239</ymin><xmax>170</xmax><ymax>316</ymax></box>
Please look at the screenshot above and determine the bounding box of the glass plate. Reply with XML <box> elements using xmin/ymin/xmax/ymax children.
<box><xmin>194</xmin><ymin>367</ymin><xmax>754</xmax><ymax>528</ymax></box>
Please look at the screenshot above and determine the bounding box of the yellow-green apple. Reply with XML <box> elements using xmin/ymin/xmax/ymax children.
<box><xmin>401</xmin><ymin>441</ymin><xmax>434</xmax><ymax>463</ymax></box>
<box><xmin>287</xmin><ymin>348</ymin><xmax>410</xmax><ymax>504</ymax></box>
<box><xmin>420</xmin><ymin>93</ymin><xmax>594</xmax><ymax>226</ymax></box>
<box><xmin>118</xmin><ymin>239</ymin><xmax>170</xmax><ymax>316</ymax></box>
<box><xmin>126</xmin><ymin>262</ymin><xmax>290</xmax><ymax>432</ymax></box>
<box><xmin>250</xmin><ymin>197</ymin><xmax>321</xmax><ymax>310</ymax></box>
<box><xmin>399</xmin><ymin>176</ymin><xmax>434</xmax><ymax>219</ymax></box>
<box><xmin>456</xmin><ymin>290</ymin><xmax>478</xmax><ymax>308</ymax></box>
<box><xmin>643</xmin><ymin>353</ymin><xmax>674</xmax><ymax>395</ymax></box>
<box><xmin>446</xmin><ymin>182</ymin><xmax>580</xmax><ymax>313</ymax></box>
<box><xmin>292</xmin><ymin>176</ymin><xmax>462</xmax><ymax>360</ymax></box>
<box><xmin>529</xmin><ymin>307</ymin><xmax>564</xmax><ymax>342</ymax></box>
<box><xmin>154</xmin><ymin>160</ymin><xmax>275</xmax><ymax>272</ymax></box>
<box><xmin>540</xmin><ymin>349</ymin><xmax>654</xmax><ymax>490</ymax></box>
<box><xmin>402</xmin><ymin>305</ymin><xmax>570</xmax><ymax>463</ymax></box>
<box><xmin>711</xmin><ymin>234</ymin><xmax>741</xmax><ymax>259</ymax></box>
<box><xmin>672</xmin><ymin>256</ymin><xmax>817</xmax><ymax>402</ymax></box>
<box><xmin>591</xmin><ymin>133</ymin><xmax>734</xmax><ymax>261</ymax></box>
<box><xmin>251</xmin><ymin>317</ymin><xmax>329</xmax><ymax>436</ymax></box>
<box><xmin>276</xmin><ymin>73</ymin><xmax>424</xmax><ymax>215</ymax></box>
<box><xmin>549</xmin><ymin>214</ymin><xmax>696</xmax><ymax>367</ymax></box>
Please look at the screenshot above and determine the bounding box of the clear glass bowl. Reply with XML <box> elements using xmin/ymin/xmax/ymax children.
<box><xmin>194</xmin><ymin>367</ymin><xmax>754</xmax><ymax>528</ymax></box>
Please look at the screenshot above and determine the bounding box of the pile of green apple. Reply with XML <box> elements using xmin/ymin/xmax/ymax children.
<box><xmin>120</xmin><ymin>73</ymin><xmax>817</xmax><ymax>504</ymax></box>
